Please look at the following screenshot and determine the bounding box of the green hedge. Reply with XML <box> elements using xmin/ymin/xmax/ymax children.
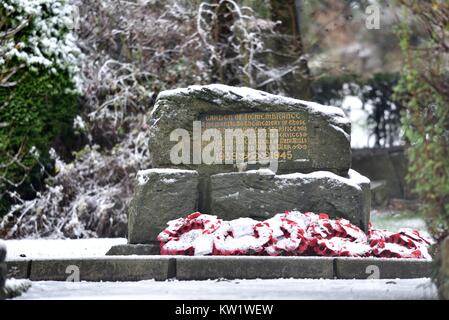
<box><xmin>0</xmin><ymin>68</ymin><xmax>78</xmax><ymax>215</ymax></box>
<box><xmin>0</xmin><ymin>0</ymin><xmax>80</xmax><ymax>216</ymax></box>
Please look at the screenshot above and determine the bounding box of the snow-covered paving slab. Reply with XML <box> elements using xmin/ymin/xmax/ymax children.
<box><xmin>14</xmin><ymin>278</ymin><xmax>437</xmax><ymax>300</ymax></box>
<box><xmin>4</xmin><ymin>238</ymin><xmax>127</xmax><ymax>260</ymax></box>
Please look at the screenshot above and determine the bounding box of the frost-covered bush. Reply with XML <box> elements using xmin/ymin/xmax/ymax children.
<box><xmin>0</xmin><ymin>0</ymin><xmax>81</xmax><ymax>215</ymax></box>
<box><xmin>1</xmin><ymin>0</ymin><xmax>205</xmax><ymax>238</ymax></box>
<box><xmin>0</xmin><ymin>0</ymin><xmax>299</xmax><ymax>239</ymax></box>
<box><xmin>0</xmin><ymin>0</ymin><xmax>81</xmax><ymax>84</ymax></box>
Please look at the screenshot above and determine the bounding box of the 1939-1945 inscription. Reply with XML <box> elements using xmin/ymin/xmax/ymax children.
<box><xmin>201</xmin><ymin>112</ymin><xmax>309</xmax><ymax>162</ymax></box>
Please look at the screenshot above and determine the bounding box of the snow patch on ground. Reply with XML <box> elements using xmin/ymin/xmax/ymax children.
<box><xmin>14</xmin><ymin>278</ymin><xmax>437</xmax><ymax>300</ymax></box>
<box><xmin>4</xmin><ymin>238</ymin><xmax>127</xmax><ymax>260</ymax></box>
<box><xmin>342</xmin><ymin>96</ymin><xmax>374</xmax><ymax>149</ymax></box>
<box><xmin>371</xmin><ymin>212</ymin><xmax>428</xmax><ymax>233</ymax></box>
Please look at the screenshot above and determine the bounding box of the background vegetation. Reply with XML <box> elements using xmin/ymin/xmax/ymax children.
<box><xmin>394</xmin><ymin>0</ymin><xmax>449</xmax><ymax>299</ymax></box>
<box><xmin>0</xmin><ymin>2</ymin><xmax>448</xmax><ymax>299</ymax></box>
<box><xmin>0</xmin><ymin>0</ymin><xmax>80</xmax><ymax>219</ymax></box>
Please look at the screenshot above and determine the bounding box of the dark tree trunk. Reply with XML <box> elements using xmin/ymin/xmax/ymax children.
<box><xmin>265</xmin><ymin>0</ymin><xmax>311</xmax><ymax>99</ymax></box>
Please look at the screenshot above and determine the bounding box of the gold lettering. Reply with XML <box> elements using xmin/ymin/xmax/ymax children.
<box><xmin>201</xmin><ymin>112</ymin><xmax>309</xmax><ymax>161</ymax></box>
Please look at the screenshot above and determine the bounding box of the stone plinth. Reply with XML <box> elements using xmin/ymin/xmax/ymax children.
<box><xmin>210</xmin><ymin>169</ymin><xmax>370</xmax><ymax>232</ymax></box>
<box><xmin>128</xmin><ymin>169</ymin><xmax>199</xmax><ymax>244</ymax></box>
<box><xmin>114</xmin><ymin>85</ymin><xmax>371</xmax><ymax>254</ymax></box>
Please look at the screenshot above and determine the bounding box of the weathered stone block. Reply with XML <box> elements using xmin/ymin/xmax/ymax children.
<box><xmin>175</xmin><ymin>256</ymin><xmax>334</xmax><ymax>280</ymax></box>
<box><xmin>6</xmin><ymin>259</ymin><xmax>30</xmax><ymax>279</ymax></box>
<box><xmin>335</xmin><ymin>257</ymin><xmax>432</xmax><ymax>279</ymax></box>
<box><xmin>128</xmin><ymin>168</ymin><xmax>199</xmax><ymax>244</ymax></box>
<box><xmin>149</xmin><ymin>84</ymin><xmax>351</xmax><ymax>175</ymax></box>
<box><xmin>106</xmin><ymin>244</ymin><xmax>160</xmax><ymax>256</ymax></box>
<box><xmin>210</xmin><ymin>168</ymin><xmax>371</xmax><ymax>231</ymax></box>
<box><xmin>370</xmin><ymin>180</ymin><xmax>389</xmax><ymax>207</ymax></box>
<box><xmin>30</xmin><ymin>257</ymin><xmax>171</xmax><ymax>281</ymax></box>
<box><xmin>352</xmin><ymin>147</ymin><xmax>409</xmax><ymax>201</ymax></box>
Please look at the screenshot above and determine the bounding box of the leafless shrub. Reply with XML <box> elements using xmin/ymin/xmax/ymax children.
<box><xmin>1</xmin><ymin>0</ymin><xmax>292</xmax><ymax>239</ymax></box>
<box><xmin>1</xmin><ymin>0</ymin><xmax>207</xmax><ymax>238</ymax></box>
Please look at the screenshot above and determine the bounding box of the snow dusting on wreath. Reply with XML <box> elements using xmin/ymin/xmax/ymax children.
<box><xmin>157</xmin><ymin>211</ymin><xmax>433</xmax><ymax>259</ymax></box>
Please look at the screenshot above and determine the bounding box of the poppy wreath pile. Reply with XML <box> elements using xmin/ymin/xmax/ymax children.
<box><xmin>157</xmin><ymin>211</ymin><xmax>432</xmax><ymax>259</ymax></box>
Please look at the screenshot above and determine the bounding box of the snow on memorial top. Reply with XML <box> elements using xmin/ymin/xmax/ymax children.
<box><xmin>148</xmin><ymin>84</ymin><xmax>351</xmax><ymax>175</ymax></box>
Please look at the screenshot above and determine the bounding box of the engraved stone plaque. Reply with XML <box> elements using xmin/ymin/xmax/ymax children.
<box><xmin>201</xmin><ymin>112</ymin><xmax>309</xmax><ymax>163</ymax></box>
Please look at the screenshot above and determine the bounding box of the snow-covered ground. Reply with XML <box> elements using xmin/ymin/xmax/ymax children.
<box><xmin>371</xmin><ymin>213</ymin><xmax>427</xmax><ymax>232</ymax></box>
<box><xmin>14</xmin><ymin>278</ymin><xmax>437</xmax><ymax>300</ymax></box>
<box><xmin>343</xmin><ymin>96</ymin><xmax>380</xmax><ymax>149</ymax></box>
<box><xmin>4</xmin><ymin>238</ymin><xmax>127</xmax><ymax>260</ymax></box>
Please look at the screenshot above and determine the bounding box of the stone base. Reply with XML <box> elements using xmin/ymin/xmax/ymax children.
<box><xmin>129</xmin><ymin>168</ymin><xmax>371</xmax><ymax>244</ymax></box>
<box><xmin>335</xmin><ymin>257</ymin><xmax>432</xmax><ymax>279</ymax></box>
<box><xmin>210</xmin><ymin>168</ymin><xmax>371</xmax><ymax>232</ymax></box>
<box><xmin>6</xmin><ymin>260</ymin><xmax>30</xmax><ymax>279</ymax></box>
<box><xmin>175</xmin><ymin>256</ymin><xmax>333</xmax><ymax>280</ymax></box>
<box><xmin>106</xmin><ymin>244</ymin><xmax>160</xmax><ymax>256</ymax></box>
<box><xmin>5</xmin><ymin>256</ymin><xmax>431</xmax><ymax>282</ymax></box>
<box><xmin>128</xmin><ymin>169</ymin><xmax>199</xmax><ymax>244</ymax></box>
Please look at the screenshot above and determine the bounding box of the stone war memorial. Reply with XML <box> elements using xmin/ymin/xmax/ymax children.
<box><xmin>108</xmin><ymin>84</ymin><xmax>372</xmax><ymax>255</ymax></box>
<box><xmin>2</xmin><ymin>0</ymin><xmax>445</xmax><ymax>301</ymax></box>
